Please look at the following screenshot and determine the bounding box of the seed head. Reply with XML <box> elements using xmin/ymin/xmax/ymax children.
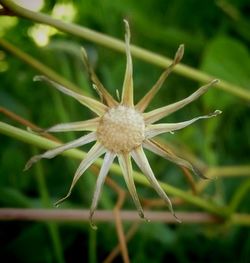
<box><xmin>97</xmin><ymin>105</ymin><xmax>145</xmax><ymax>153</ymax></box>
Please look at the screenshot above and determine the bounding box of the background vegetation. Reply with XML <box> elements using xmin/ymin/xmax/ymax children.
<box><xmin>0</xmin><ymin>0</ymin><xmax>250</xmax><ymax>262</ymax></box>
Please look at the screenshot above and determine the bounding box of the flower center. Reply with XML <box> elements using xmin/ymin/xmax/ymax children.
<box><xmin>97</xmin><ymin>105</ymin><xmax>145</xmax><ymax>153</ymax></box>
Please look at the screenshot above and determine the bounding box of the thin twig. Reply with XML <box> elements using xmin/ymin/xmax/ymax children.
<box><xmin>103</xmin><ymin>222</ymin><xmax>140</xmax><ymax>263</ymax></box>
<box><xmin>0</xmin><ymin>107</ymin><xmax>59</xmax><ymax>142</ymax></box>
<box><xmin>142</xmin><ymin>197</ymin><xmax>184</xmax><ymax>208</ymax></box>
<box><xmin>181</xmin><ymin>167</ymin><xmax>197</xmax><ymax>194</ymax></box>
<box><xmin>104</xmin><ymin>177</ymin><xmax>130</xmax><ymax>263</ymax></box>
<box><xmin>1</xmin><ymin>208</ymin><xmax>249</xmax><ymax>225</ymax></box>
<box><xmin>0</xmin><ymin>208</ymin><xmax>224</xmax><ymax>223</ymax></box>
<box><xmin>113</xmin><ymin>192</ymin><xmax>130</xmax><ymax>263</ymax></box>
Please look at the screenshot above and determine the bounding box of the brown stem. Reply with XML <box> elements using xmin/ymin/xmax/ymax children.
<box><xmin>142</xmin><ymin>197</ymin><xmax>184</xmax><ymax>208</ymax></box>
<box><xmin>113</xmin><ymin>192</ymin><xmax>130</xmax><ymax>263</ymax></box>
<box><xmin>103</xmin><ymin>222</ymin><xmax>139</xmax><ymax>263</ymax></box>
<box><xmin>106</xmin><ymin>177</ymin><xmax>130</xmax><ymax>263</ymax></box>
<box><xmin>0</xmin><ymin>208</ymin><xmax>224</xmax><ymax>223</ymax></box>
<box><xmin>181</xmin><ymin>167</ymin><xmax>197</xmax><ymax>194</ymax></box>
<box><xmin>0</xmin><ymin>107</ymin><xmax>59</xmax><ymax>142</ymax></box>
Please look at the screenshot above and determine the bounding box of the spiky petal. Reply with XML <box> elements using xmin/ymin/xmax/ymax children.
<box><xmin>132</xmin><ymin>146</ymin><xmax>181</xmax><ymax>222</ymax></box>
<box><xmin>145</xmin><ymin>110</ymin><xmax>222</xmax><ymax>138</ymax></box>
<box><xmin>143</xmin><ymin>139</ymin><xmax>206</xmax><ymax>179</ymax></box>
<box><xmin>118</xmin><ymin>153</ymin><xmax>145</xmax><ymax>219</ymax></box>
<box><xmin>54</xmin><ymin>142</ymin><xmax>105</xmax><ymax>206</ymax></box>
<box><xmin>45</xmin><ymin>117</ymin><xmax>100</xmax><ymax>133</ymax></box>
<box><xmin>34</xmin><ymin>75</ymin><xmax>107</xmax><ymax>116</ymax></box>
<box><xmin>24</xmin><ymin>132</ymin><xmax>97</xmax><ymax>171</ymax></box>
<box><xmin>143</xmin><ymin>79</ymin><xmax>219</xmax><ymax>124</ymax></box>
<box><xmin>90</xmin><ymin>151</ymin><xmax>116</xmax><ymax>229</ymax></box>
<box><xmin>81</xmin><ymin>47</ymin><xmax>118</xmax><ymax>107</ymax></box>
<box><xmin>121</xmin><ymin>19</ymin><xmax>134</xmax><ymax>107</ymax></box>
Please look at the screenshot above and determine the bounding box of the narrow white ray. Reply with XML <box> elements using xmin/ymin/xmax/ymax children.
<box><xmin>24</xmin><ymin>132</ymin><xmax>97</xmax><ymax>171</ymax></box>
<box><xmin>143</xmin><ymin>139</ymin><xmax>205</xmax><ymax>179</ymax></box>
<box><xmin>81</xmin><ymin>47</ymin><xmax>118</xmax><ymax>107</ymax></box>
<box><xmin>143</xmin><ymin>79</ymin><xmax>219</xmax><ymax>124</ymax></box>
<box><xmin>146</xmin><ymin>110</ymin><xmax>222</xmax><ymax>138</ymax></box>
<box><xmin>132</xmin><ymin>146</ymin><xmax>181</xmax><ymax>222</ymax></box>
<box><xmin>118</xmin><ymin>153</ymin><xmax>145</xmax><ymax>219</ymax></box>
<box><xmin>34</xmin><ymin>75</ymin><xmax>107</xmax><ymax>116</ymax></box>
<box><xmin>136</xmin><ymin>44</ymin><xmax>184</xmax><ymax>112</ymax></box>
<box><xmin>121</xmin><ymin>20</ymin><xmax>134</xmax><ymax>107</ymax></box>
<box><xmin>89</xmin><ymin>151</ymin><xmax>116</xmax><ymax>229</ymax></box>
<box><xmin>45</xmin><ymin>117</ymin><xmax>100</xmax><ymax>133</ymax></box>
<box><xmin>54</xmin><ymin>142</ymin><xmax>106</xmax><ymax>206</ymax></box>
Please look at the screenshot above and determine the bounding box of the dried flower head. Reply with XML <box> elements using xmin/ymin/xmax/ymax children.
<box><xmin>25</xmin><ymin>20</ymin><xmax>221</xmax><ymax>228</ymax></box>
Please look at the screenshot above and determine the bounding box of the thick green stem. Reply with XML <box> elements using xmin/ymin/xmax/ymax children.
<box><xmin>1</xmin><ymin>0</ymin><xmax>250</xmax><ymax>101</ymax></box>
<box><xmin>231</xmin><ymin>213</ymin><xmax>250</xmax><ymax>226</ymax></box>
<box><xmin>0</xmin><ymin>121</ymin><xmax>229</xmax><ymax>218</ymax></box>
<box><xmin>197</xmin><ymin>166</ymin><xmax>250</xmax><ymax>193</ymax></box>
<box><xmin>206</xmin><ymin>166</ymin><xmax>250</xmax><ymax>178</ymax></box>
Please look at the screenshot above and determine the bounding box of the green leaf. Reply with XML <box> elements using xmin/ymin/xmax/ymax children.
<box><xmin>201</xmin><ymin>36</ymin><xmax>250</xmax><ymax>89</ymax></box>
<box><xmin>200</xmin><ymin>36</ymin><xmax>250</xmax><ymax>112</ymax></box>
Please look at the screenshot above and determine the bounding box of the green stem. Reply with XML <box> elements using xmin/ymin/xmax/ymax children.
<box><xmin>33</xmin><ymin>148</ymin><xmax>51</xmax><ymax>206</ymax></box>
<box><xmin>206</xmin><ymin>166</ymin><xmax>250</xmax><ymax>178</ymax></box>
<box><xmin>229</xmin><ymin>179</ymin><xmax>250</xmax><ymax>212</ymax></box>
<box><xmin>88</xmin><ymin>228</ymin><xmax>97</xmax><ymax>263</ymax></box>
<box><xmin>33</xmin><ymin>148</ymin><xmax>65</xmax><ymax>263</ymax></box>
<box><xmin>0</xmin><ymin>121</ymin><xmax>229</xmax><ymax>218</ymax></box>
<box><xmin>1</xmin><ymin>0</ymin><xmax>250</xmax><ymax>101</ymax></box>
<box><xmin>231</xmin><ymin>213</ymin><xmax>250</xmax><ymax>226</ymax></box>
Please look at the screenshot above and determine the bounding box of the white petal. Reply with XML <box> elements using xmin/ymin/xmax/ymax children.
<box><xmin>118</xmin><ymin>153</ymin><xmax>145</xmax><ymax>219</ymax></box>
<box><xmin>54</xmin><ymin>142</ymin><xmax>106</xmax><ymax>206</ymax></box>
<box><xmin>89</xmin><ymin>151</ymin><xmax>116</xmax><ymax>229</ymax></box>
<box><xmin>24</xmin><ymin>132</ymin><xmax>96</xmax><ymax>170</ymax></box>
<box><xmin>45</xmin><ymin>117</ymin><xmax>100</xmax><ymax>133</ymax></box>
<box><xmin>132</xmin><ymin>146</ymin><xmax>180</xmax><ymax>222</ymax></box>
<box><xmin>143</xmin><ymin>79</ymin><xmax>219</xmax><ymax>124</ymax></box>
<box><xmin>34</xmin><ymin>75</ymin><xmax>107</xmax><ymax>116</ymax></box>
<box><xmin>146</xmin><ymin>110</ymin><xmax>222</xmax><ymax>138</ymax></box>
<box><xmin>121</xmin><ymin>20</ymin><xmax>134</xmax><ymax>107</ymax></box>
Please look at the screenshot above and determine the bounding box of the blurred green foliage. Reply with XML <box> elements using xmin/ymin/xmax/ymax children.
<box><xmin>0</xmin><ymin>0</ymin><xmax>250</xmax><ymax>262</ymax></box>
